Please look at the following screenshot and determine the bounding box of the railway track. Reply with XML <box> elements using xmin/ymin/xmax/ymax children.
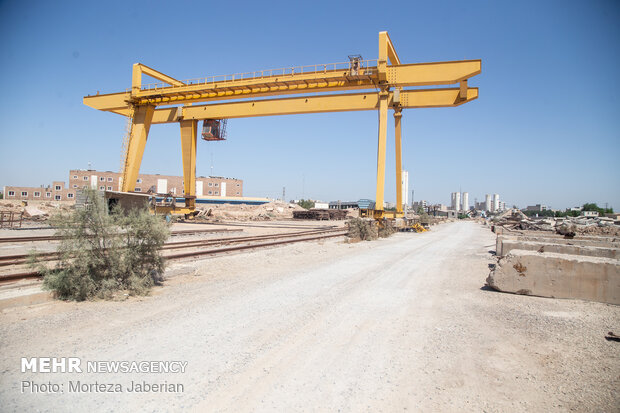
<box><xmin>0</xmin><ymin>228</ymin><xmax>243</xmax><ymax>244</ymax></box>
<box><xmin>0</xmin><ymin>228</ymin><xmax>347</xmax><ymax>284</ymax></box>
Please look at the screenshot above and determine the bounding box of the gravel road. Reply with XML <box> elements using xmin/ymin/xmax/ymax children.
<box><xmin>1</xmin><ymin>221</ymin><xmax>618</xmax><ymax>412</ymax></box>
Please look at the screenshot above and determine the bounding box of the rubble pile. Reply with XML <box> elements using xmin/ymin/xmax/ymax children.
<box><xmin>195</xmin><ymin>202</ymin><xmax>306</xmax><ymax>222</ymax></box>
<box><xmin>0</xmin><ymin>201</ymin><xmax>73</xmax><ymax>224</ymax></box>
<box><xmin>492</xmin><ymin>209</ymin><xmax>620</xmax><ymax>236</ymax></box>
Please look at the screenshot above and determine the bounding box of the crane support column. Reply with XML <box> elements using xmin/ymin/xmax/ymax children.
<box><xmin>121</xmin><ymin>105</ymin><xmax>154</xmax><ymax>192</ymax></box>
<box><xmin>179</xmin><ymin>119</ymin><xmax>197</xmax><ymax>210</ymax></box>
<box><xmin>374</xmin><ymin>87</ymin><xmax>389</xmax><ymax>217</ymax></box>
<box><xmin>394</xmin><ymin>107</ymin><xmax>403</xmax><ymax>214</ymax></box>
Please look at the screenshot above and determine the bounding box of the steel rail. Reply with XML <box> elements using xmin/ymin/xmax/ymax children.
<box><xmin>0</xmin><ymin>228</ymin><xmax>343</xmax><ymax>266</ymax></box>
<box><xmin>163</xmin><ymin>231</ymin><xmax>347</xmax><ymax>260</ymax></box>
<box><xmin>0</xmin><ymin>230</ymin><xmax>346</xmax><ymax>284</ymax></box>
<box><xmin>0</xmin><ymin>228</ymin><xmax>243</xmax><ymax>244</ymax></box>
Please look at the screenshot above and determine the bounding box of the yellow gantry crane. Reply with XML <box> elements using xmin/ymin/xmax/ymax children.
<box><xmin>84</xmin><ymin>31</ymin><xmax>480</xmax><ymax>218</ymax></box>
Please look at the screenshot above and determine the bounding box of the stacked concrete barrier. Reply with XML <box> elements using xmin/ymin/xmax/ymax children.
<box><xmin>488</xmin><ymin>232</ymin><xmax>620</xmax><ymax>304</ymax></box>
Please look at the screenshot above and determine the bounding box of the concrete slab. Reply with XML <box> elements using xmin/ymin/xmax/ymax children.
<box><xmin>495</xmin><ymin>235</ymin><xmax>619</xmax><ymax>256</ymax></box>
<box><xmin>487</xmin><ymin>249</ymin><xmax>620</xmax><ymax>305</ymax></box>
<box><xmin>497</xmin><ymin>238</ymin><xmax>620</xmax><ymax>259</ymax></box>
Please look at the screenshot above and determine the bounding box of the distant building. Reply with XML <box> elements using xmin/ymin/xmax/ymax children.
<box><xmin>451</xmin><ymin>192</ymin><xmax>461</xmax><ymax>211</ymax></box>
<box><xmin>581</xmin><ymin>211</ymin><xmax>599</xmax><ymax>217</ymax></box>
<box><xmin>428</xmin><ymin>204</ymin><xmax>449</xmax><ymax>213</ymax></box>
<box><xmin>328</xmin><ymin>201</ymin><xmax>359</xmax><ymax>210</ymax></box>
<box><xmin>493</xmin><ymin>194</ymin><xmax>500</xmax><ymax>212</ymax></box>
<box><xmin>3</xmin><ymin>181</ymin><xmax>75</xmax><ymax>202</ymax></box>
<box><xmin>462</xmin><ymin>192</ymin><xmax>469</xmax><ymax>212</ymax></box>
<box><xmin>485</xmin><ymin>194</ymin><xmax>492</xmax><ymax>212</ymax></box>
<box><xmin>413</xmin><ymin>200</ymin><xmax>427</xmax><ymax>212</ymax></box>
<box><xmin>69</xmin><ymin>169</ymin><xmax>242</xmax><ymax>198</ymax></box>
<box><xmin>525</xmin><ymin>204</ymin><xmax>547</xmax><ymax>212</ymax></box>
<box><xmin>4</xmin><ymin>169</ymin><xmax>243</xmax><ymax>202</ymax></box>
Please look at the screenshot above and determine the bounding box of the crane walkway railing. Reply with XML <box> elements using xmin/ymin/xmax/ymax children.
<box><xmin>136</xmin><ymin>59</ymin><xmax>379</xmax><ymax>92</ymax></box>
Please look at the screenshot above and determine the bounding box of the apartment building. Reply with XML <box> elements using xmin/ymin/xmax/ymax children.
<box><xmin>3</xmin><ymin>181</ymin><xmax>75</xmax><ymax>201</ymax></box>
<box><xmin>68</xmin><ymin>170</ymin><xmax>243</xmax><ymax>197</ymax></box>
<box><xmin>4</xmin><ymin>170</ymin><xmax>243</xmax><ymax>202</ymax></box>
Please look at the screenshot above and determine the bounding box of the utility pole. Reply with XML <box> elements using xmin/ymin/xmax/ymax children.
<box><xmin>283</xmin><ymin>187</ymin><xmax>286</xmax><ymax>203</ymax></box>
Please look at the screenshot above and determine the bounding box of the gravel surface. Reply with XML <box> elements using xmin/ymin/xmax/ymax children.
<box><xmin>0</xmin><ymin>221</ymin><xmax>618</xmax><ymax>412</ymax></box>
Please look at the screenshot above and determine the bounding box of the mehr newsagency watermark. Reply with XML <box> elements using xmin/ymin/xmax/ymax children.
<box><xmin>20</xmin><ymin>357</ymin><xmax>186</xmax><ymax>394</ymax></box>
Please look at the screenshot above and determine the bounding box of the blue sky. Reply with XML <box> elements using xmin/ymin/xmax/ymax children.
<box><xmin>0</xmin><ymin>0</ymin><xmax>618</xmax><ymax>210</ymax></box>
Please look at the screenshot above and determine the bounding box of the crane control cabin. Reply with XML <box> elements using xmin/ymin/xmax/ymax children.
<box><xmin>84</xmin><ymin>32</ymin><xmax>480</xmax><ymax>219</ymax></box>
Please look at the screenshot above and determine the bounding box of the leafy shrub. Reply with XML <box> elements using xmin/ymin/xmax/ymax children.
<box><xmin>31</xmin><ymin>189</ymin><xmax>170</xmax><ymax>300</ymax></box>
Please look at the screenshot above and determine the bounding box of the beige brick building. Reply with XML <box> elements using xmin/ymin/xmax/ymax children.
<box><xmin>3</xmin><ymin>181</ymin><xmax>76</xmax><ymax>202</ymax></box>
<box><xmin>68</xmin><ymin>170</ymin><xmax>243</xmax><ymax>197</ymax></box>
<box><xmin>4</xmin><ymin>170</ymin><xmax>243</xmax><ymax>202</ymax></box>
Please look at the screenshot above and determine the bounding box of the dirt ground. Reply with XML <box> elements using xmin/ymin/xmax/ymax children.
<box><xmin>0</xmin><ymin>221</ymin><xmax>618</xmax><ymax>412</ymax></box>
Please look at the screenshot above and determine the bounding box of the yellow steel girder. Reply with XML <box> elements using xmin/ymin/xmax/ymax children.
<box><xmin>149</xmin><ymin>87</ymin><xmax>478</xmax><ymax>123</ymax></box>
<box><xmin>83</xmin><ymin>61</ymin><xmax>480</xmax><ymax>112</ymax></box>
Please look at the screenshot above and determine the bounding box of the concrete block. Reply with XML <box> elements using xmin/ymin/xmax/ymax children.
<box><xmin>487</xmin><ymin>250</ymin><xmax>620</xmax><ymax>305</ymax></box>
<box><xmin>498</xmin><ymin>238</ymin><xmax>620</xmax><ymax>260</ymax></box>
<box><xmin>495</xmin><ymin>235</ymin><xmax>620</xmax><ymax>256</ymax></box>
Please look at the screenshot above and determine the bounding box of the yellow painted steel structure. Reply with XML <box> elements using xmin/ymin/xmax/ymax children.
<box><xmin>84</xmin><ymin>31</ymin><xmax>480</xmax><ymax>217</ymax></box>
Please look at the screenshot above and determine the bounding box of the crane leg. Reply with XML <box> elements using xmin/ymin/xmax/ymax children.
<box><xmin>121</xmin><ymin>105</ymin><xmax>154</xmax><ymax>192</ymax></box>
<box><xmin>374</xmin><ymin>87</ymin><xmax>389</xmax><ymax>218</ymax></box>
<box><xmin>394</xmin><ymin>109</ymin><xmax>403</xmax><ymax>214</ymax></box>
<box><xmin>180</xmin><ymin>119</ymin><xmax>197</xmax><ymax>211</ymax></box>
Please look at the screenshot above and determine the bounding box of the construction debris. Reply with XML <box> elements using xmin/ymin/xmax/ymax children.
<box><xmin>293</xmin><ymin>209</ymin><xmax>348</xmax><ymax>221</ymax></box>
<box><xmin>491</xmin><ymin>209</ymin><xmax>620</xmax><ymax>237</ymax></box>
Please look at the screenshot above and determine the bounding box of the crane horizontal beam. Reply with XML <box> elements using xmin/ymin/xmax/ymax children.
<box><xmin>83</xmin><ymin>60</ymin><xmax>481</xmax><ymax>113</ymax></box>
<box><xmin>147</xmin><ymin>87</ymin><xmax>478</xmax><ymax>124</ymax></box>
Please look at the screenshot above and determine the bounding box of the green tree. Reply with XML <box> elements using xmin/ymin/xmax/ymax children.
<box><xmin>297</xmin><ymin>199</ymin><xmax>315</xmax><ymax>209</ymax></box>
<box><xmin>30</xmin><ymin>189</ymin><xmax>170</xmax><ymax>301</ymax></box>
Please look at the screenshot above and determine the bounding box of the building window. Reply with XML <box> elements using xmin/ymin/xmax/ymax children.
<box><xmin>236</xmin><ymin>192</ymin><xmax>240</xmax><ymax>195</ymax></box>
<box><xmin>8</xmin><ymin>191</ymin><xmax>15</xmax><ymax>197</ymax></box>
<box><xmin>107</xmin><ymin>186</ymin><xmax>112</xmax><ymax>190</ymax></box>
<box><xmin>73</xmin><ymin>175</ymin><xmax>78</xmax><ymax>179</ymax></box>
<box><xmin>46</xmin><ymin>193</ymin><xmax>51</xmax><ymax>198</ymax></box>
<box><xmin>34</xmin><ymin>191</ymin><xmax>41</xmax><ymax>197</ymax></box>
<box><xmin>73</xmin><ymin>184</ymin><xmax>77</xmax><ymax>188</ymax></box>
<box><xmin>208</xmin><ymin>191</ymin><xmax>212</xmax><ymax>195</ymax></box>
<box><xmin>134</xmin><ymin>188</ymin><xmax>141</xmax><ymax>192</ymax></box>
<box><xmin>136</xmin><ymin>178</ymin><xmax>142</xmax><ymax>183</ymax></box>
<box><xmin>55</xmin><ymin>195</ymin><xmax>61</xmax><ymax>200</ymax></box>
<box><xmin>83</xmin><ymin>176</ymin><xmax>88</xmax><ymax>181</ymax></box>
<box><xmin>214</xmin><ymin>183</ymin><xmax>219</xmax><ymax>187</ymax></box>
<box><xmin>100</xmin><ymin>177</ymin><xmax>105</xmax><ymax>181</ymax></box>
<box><xmin>21</xmin><ymin>191</ymin><xmax>28</xmax><ymax>197</ymax></box>
<box><xmin>214</xmin><ymin>191</ymin><xmax>219</xmax><ymax>195</ymax></box>
<box><xmin>99</xmin><ymin>186</ymin><xmax>105</xmax><ymax>190</ymax></box>
<box><xmin>208</xmin><ymin>182</ymin><xmax>212</xmax><ymax>187</ymax></box>
<box><xmin>55</xmin><ymin>185</ymin><xmax>61</xmax><ymax>190</ymax></box>
<box><xmin>107</xmin><ymin>177</ymin><xmax>113</xmax><ymax>182</ymax></box>
<box><xmin>236</xmin><ymin>183</ymin><xmax>240</xmax><ymax>187</ymax></box>
<box><xmin>67</xmin><ymin>193</ymin><xmax>74</xmax><ymax>199</ymax></box>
